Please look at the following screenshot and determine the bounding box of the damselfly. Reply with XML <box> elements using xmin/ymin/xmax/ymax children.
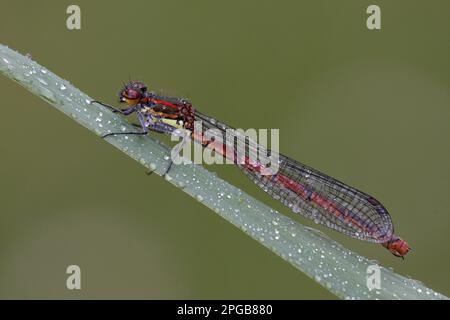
<box><xmin>92</xmin><ymin>81</ymin><xmax>410</xmax><ymax>258</ymax></box>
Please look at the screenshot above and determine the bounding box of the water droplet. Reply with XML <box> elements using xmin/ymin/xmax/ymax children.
<box><xmin>164</xmin><ymin>175</ymin><xmax>173</xmax><ymax>182</ymax></box>
<box><xmin>196</xmin><ymin>195</ymin><xmax>204</xmax><ymax>202</ymax></box>
<box><xmin>272</xmin><ymin>220</ymin><xmax>279</xmax><ymax>226</ymax></box>
<box><xmin>39</xmin><ymin>88</ymin><xmax>56</xmax><ymax>102</ymax></box>
<box><xmin>40</xmin><ymin>68</ymin><xmax>47</xmax><ymax>74</ymax></box>
<box><xmin>139</xmin><ymin>158</ymin><xmax>146</xmax><ymax>165</ymax></box>
<box><xmin>2</xmin><ymin>58</ymin><xmax>10</xmax><ymax>64</ymax></box>
<box><xmin>149</xmin><ymin>163</ymin><xmax>157</xmax><ymax>171</ymax></box>
<box><xmin>37</xmin><ymin>78</ymin><xmax>48</xmax><ymax>86</ymax></box>
<box><xmin>314</xmin><ymin>275</ymin><xmax>321</xmax><ymax>282</ymax></box>
<box><xmin>120</xmin><ymin>125</ymin><xmax>127</xmax><ymax>132</ymax></box>
<box><xmin>297</xmin><ymin>248</ymin><xmax>302</xmax><ymax>254</ymax></box>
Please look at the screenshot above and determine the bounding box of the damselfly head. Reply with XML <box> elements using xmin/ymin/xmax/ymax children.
<box><xmin>119</xmin><ymin>81</ymin><xmax>148</xmax><ymax>106</ymax></box>
<box><xmin>382</xmin><ymin>235</ymin><xmax>410</xmax><ymax>258</ymax></box>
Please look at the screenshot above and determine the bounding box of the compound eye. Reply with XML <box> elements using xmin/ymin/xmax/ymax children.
<box><xmin>140</xmin><ymin>86</ymin><xmax>147</xmax><ymax>93</ymax></box>
<box><xmin>126</xmin><ymin>89</ymin><xmax>140</xmax><ymax>99</ymax></box>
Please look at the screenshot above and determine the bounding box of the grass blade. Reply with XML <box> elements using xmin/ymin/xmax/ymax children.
<box><xmin>0</xmin><ymin>44</ymin><xmax>447</xmax><ymax>300</ymax></box>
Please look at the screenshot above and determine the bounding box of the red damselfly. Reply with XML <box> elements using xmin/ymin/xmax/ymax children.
<box><xmin>92</xmin><ymin>81</ymin><xmax>410</xmax><ymax>258</ymax></box>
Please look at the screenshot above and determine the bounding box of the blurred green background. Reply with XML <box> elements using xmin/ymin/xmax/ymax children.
<box><xmin>0</xmin><ymin>0</ymin><xmax>449</xmax><ymax>299</ymax></box>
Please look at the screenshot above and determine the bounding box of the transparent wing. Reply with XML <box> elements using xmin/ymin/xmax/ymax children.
<box><xmin>195</xmin><ymin>111</ymin><xmax>394</xmax><ymax>243</ymax></box>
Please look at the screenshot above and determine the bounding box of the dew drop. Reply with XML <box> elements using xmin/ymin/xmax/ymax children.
<box><xmin>196</xmin><ymin>195</ymin><xmax>204</xmax><ymax>202</ymax></box>
<box><xmin>37</xmin><ymin>78</ymin><xmax>48</xmax><ymax>86</ymax></box>
<box><xmin>39</xmin><ymin>88</ymin><xmax>56</xmax><ymax>102</ymax></box>
<box><xmin>40</xmin><ymin>68</ymin><xmax>47</xmax><ymax>74</ymax></box>
<box><xmin>2</xmin><ymin>58</ymin><xmax>10</xmax><ymax>64</ymax></box>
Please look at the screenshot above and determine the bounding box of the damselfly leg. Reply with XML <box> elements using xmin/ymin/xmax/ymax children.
<box><xmin>90</xmin><ymin>100</ymin><xmax>136</xmax><ymax>115</ymax></box>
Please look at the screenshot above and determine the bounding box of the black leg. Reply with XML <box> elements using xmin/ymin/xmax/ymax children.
<box><xmin>101</xmin><ymin>131</ymin><xmax>148</xmax><ymax>139</ymax></box>
<box><xmin>160</xmin><ymin>128</ymin><xmax>191</xmax><ymax>177</ymax></box>
<box><xmin>90</xmin><ymin>100</ymin><xmax>135</xmax><ymax>115</ymax></box>
<box><xmin>162</xmin><ymin>160</ymin><xmax>174</xmax><ymax>177</ymax></box>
